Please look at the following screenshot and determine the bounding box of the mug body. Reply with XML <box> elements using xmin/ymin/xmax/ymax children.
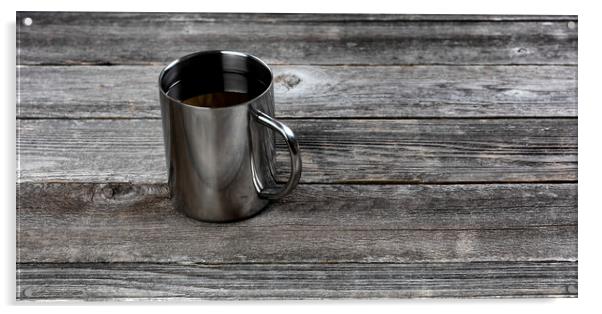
<box><xmin>159</xmin><ymin>51</ymin><xmax>277</xmax><ymax>222</ymax></box>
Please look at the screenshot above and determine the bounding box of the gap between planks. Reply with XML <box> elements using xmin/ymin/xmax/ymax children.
<box><xmin>15</xmin><ymin>116</ymin><xmax>580</xmax><ymax>121</ymax></box>
<box><xmin>18</xmin><ymin>63</ymin><xmax>580</xmax><ymax>67</ymax></box>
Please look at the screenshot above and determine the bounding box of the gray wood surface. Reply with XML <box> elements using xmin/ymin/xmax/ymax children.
<box><xmin>17</xmin><ymin>12</ymin><xmax>577</xmax><ymax>65</ymax></box>
<box><xmin>17</xmin><ymin>262</ymin><xmax>577</xmax><ymax>299</ymax></box>
<box><xmin>17</xmin><ymin>118</ymin><xmax>576</xmax><ymax>183</ymax></box>
<box><xmin>18</xmin><ymin>65</ymin><xmax>577</xmax><ymax>118</ymax></box>
<box><xmin>16</xmin><ymin>12</ymin><xmax>578</xmax><ymax>300</ymax></box>
<box><xmin>17</xmin><ymin>182</ymin><xmax>576</xmax><ymax>263</ymax></box>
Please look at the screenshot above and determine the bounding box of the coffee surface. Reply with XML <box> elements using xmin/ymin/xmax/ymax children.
<box><xmin>181</xmin><ymin>91</ymin><xmax>251</xmax><ymax>108</ymax></box>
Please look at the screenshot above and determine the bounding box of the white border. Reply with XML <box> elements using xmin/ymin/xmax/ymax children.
<box><xmin>5</xmin><ymin>0</ymin><xmax>582</xmax><ymax>14</ymax></box>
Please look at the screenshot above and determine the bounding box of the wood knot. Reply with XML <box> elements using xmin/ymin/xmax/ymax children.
<box><xmin>99</xmin><ymin>184</ymin><xmax>135</xmax><ymax>200</ymax></box>
<box><xmin>515</xmin><ymin>47</ymin><xmax>529</xmax><ymax>54</ymax></box>
<box><xmin>101</xmin><ymin>186</ymin><xmax>115</xmax><ymax>199</ymax></box>
<box><xmin>274</xmin><ymin>74</ymin><xmax>301</xmax><ymax>90</ymax></box>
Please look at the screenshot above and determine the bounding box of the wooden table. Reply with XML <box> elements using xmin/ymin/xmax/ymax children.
<box><xmin>16</xmin><ymin>12</ymin><xmax>578</xmax><ymax>299</ymax></box>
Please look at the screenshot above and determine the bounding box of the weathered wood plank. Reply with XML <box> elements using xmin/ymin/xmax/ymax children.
<box><xmin>15</xmin><ymin>12</ymin><xmax>579</xmax><ymax>23</ymax></box>
<box><xmin>16</xmin><ymin>119</ymin><xmax>577</xmax><ymax>184</ymax></box>
<box><xmin>16</xmin><ymin>261</ymin><xmax>578</xmax><ymax>300</ymax></box>
<box><xmin>16</xmin><ymin>12</ymin><xmax>577</xmax><ymax>65</ymax></box>
<box><xmin>17</xmin><ymin>182</ymin><xmax>577</xmax><ymax>230</ymax></box>
<box><xmin>17</xmin><ymin>65</ymin><xmax>577</xmax><ymax>118</ymax></box>
<box><xmin>17</xmin><ymin>182</ymin><xmax>577</xmax><ymax>263</ymax></box>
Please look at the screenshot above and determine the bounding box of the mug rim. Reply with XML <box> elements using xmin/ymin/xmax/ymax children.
<box><xmin>158</xmin><ymin>50</ymin><xmax>274</xmax><ymax>111</ymax></box>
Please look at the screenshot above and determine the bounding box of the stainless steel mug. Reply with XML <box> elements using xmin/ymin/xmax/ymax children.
<box><xmin>158</xmin><ymin>51</ymin><xmax>302</xmax><ymax>222</ymax></box>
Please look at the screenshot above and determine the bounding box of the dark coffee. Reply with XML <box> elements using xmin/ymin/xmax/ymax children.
<box><xmin>181</xmin><ymin>91</ymin><xmax>251</xmax><ymax>108</ymax></box>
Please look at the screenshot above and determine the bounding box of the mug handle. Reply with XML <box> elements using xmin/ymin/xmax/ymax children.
<box><xmin>251</xmin><ymin>108</ymin><xmax>302</xmax><ymax>200</ymax></box>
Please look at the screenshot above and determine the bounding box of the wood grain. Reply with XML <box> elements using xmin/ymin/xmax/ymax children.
<box><xmin>16</xmin><ymin>12</ymin><xmax>577</xmax><ymax>65</ymax></box>
<box><xmin>17</xmin><ymin>65</ymin><xmax>577</xmax><ymax>119</ymax></box>
<box><xmin>17</xmin><ymin>118</ymin><xmax>577</xmax><ymax>184</ymax></box>
<box><xmin>15</xmin><ymin>12</ymin><xmax>579</xmax><ymax>299</ymax></box>
<box><xmin>17</xmin><ymin>182</ymin><xmax>577</xmax><ymax>263</ymax></box>
<box><xmin>17</xmin><ymin>261</ymin><xmax>578</xmax><ymax>299</ymax></box>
